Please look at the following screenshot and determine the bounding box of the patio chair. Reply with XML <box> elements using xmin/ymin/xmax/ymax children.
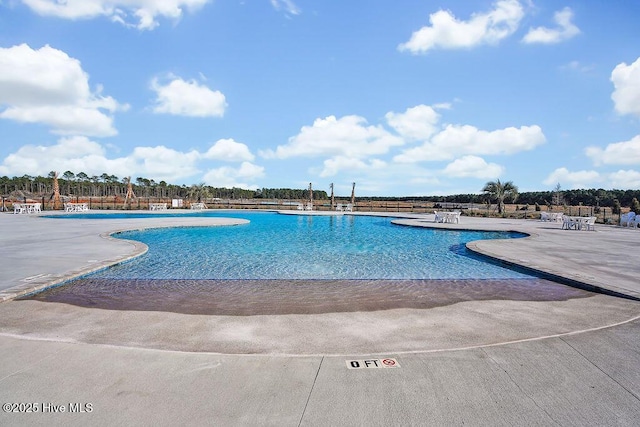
<box><xmin>434</xmin><ymin>211</ymin><xmax>444</xmax><ymax>223</ymax></box>
<box><xmin>562</xmin><ymin>216</ymin><xmax>577</xmax><ymax>230</ymax></box>
<box><xmin>336</xmin><ymin>203</ymin><xmax>343</xmax><ymax>212</ymax></box>
<box><xmin>581</xmin><ymin>216</ymin><xmax>597</xmax><ymax>231</ymax></box>
<box><xmin>13</xmin><ymin>203</ymin><xmax>25</xmax><ymax>214</ymax></box>
<box><xmin>540</xmin><ymin>212</ymin><xmax>549</xmax><ymax>221</ymax></box>
<box><xmin>344</xmin><ymin>203</ymin><xmax>353</xmax><ymax>212</ymax></box>
<box><xmin>550</xmin><ymin>213</ymin><xmax>564</xmax><ymax>222</ymax></box>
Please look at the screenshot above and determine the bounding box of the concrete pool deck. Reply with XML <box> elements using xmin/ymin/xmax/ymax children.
<box><xmin>1</xmin><ymin>210</ymin><xmax>639</xmax><ymax>425</ymax></box>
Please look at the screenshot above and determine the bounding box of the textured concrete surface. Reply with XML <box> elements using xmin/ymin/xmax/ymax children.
<box><xmin>1</xmin><ymin>210</ymin><xmax>639</xmax><ymax>426</ymax></box>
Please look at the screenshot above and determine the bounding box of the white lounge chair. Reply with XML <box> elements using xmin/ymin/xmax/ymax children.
<box><xmin>305</xmin><ymin>202</ymin><xmax>313</xmax><ymax>211</ymax></box>
<box><xmin>448</xmin><ymin>211</ymin><xmax>461</xmax><ymax>224</ymax></box>
<box><xmin>540</xmin><ymin>212</ymin><xmax>550</xmax><ymax>221</ymax></box>
<box><xmin>434</xmin><ymin>211</ymin><xmax>444</xmax><ymax>223</ymax></box>
<box><xmin>336</xmin><ymin>203</ymin><xmax>343</xmax><ymax>212</ymax></box>
<box><xmin>13</xmin><ymin>203</ymin><xmax>25</xmax><ymax>214</ymax></box>
<box><xmin>579</xmin><ymin>216</ymin><xmax>597</xmax><ymax>231</ymax></box>
<box><xmin>149</xmin><ymin>203</ymin><xmax>167</xmax><ymax>211</ymax></box>
<box><xmin>344</xmin><ymin>203</ymin><xmax>353</xmax><ymax>212</ymax></box>
<box><xmin>620</xmin><ymin>212</ymin><xmax>636</xmax><ymax>227</ymax></box>
<box><xmin>190</xmin><ymin>202</ymin><xmax>207</xmax><ymax>210</ymax></box>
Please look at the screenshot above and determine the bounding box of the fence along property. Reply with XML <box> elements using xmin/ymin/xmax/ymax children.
<box><xmin>0</xmin><ymin>196</ymin><xmax>624</xmax><ymax>224</ymax></box>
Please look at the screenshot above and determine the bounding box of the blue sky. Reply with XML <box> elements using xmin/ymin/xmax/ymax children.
<box><xmin>0</xmin><ymin>0</ymin><xmax>639</xmax><ymax>197</ymax></box>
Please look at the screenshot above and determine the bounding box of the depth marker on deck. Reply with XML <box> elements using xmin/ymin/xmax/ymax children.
<box><xmin>346</xmin><ymin>358</ymin><xmax>400</xmax><ymax>369</ymax></box>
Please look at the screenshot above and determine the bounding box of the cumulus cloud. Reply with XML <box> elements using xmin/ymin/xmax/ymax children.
<box><xmin>611</xmin><ymin>57</ymin><xmax>640</xmax><ymax>117</ymax></box>
<box><xmin>522</xmin><ymin>7</ymin><xmax>580</xmax><ymax>44</ymax></box>
<box><xmin>202</xmin><ymin>162</ymin><xmax>265</xmax><ymax>189</ymax></box>
<box><xmin>203</xmin><ymin>138</ymin><xmax>255</xmax><ymax>162</ymax></box>
<box><xmin>585</xmin><ymin>135</ymin><xmax>640</xmax><ymax>166</ymax></box>
<box><xmin>442</xmin><ymin>155</ymin><xmax>504</xmax><ymax>179</ymax></box>
<box><xmin>151</xmin><ymin>76</ymin><xmax>227</xmax><ymax>118</ymax></box>
<box><xmin>0</xmin><ymin>136</ymin><xmax>266</xmax><ymax>186</ymax></box>
<box><xmin>262</xmin><ymin>115</ymin><xmax>403</xmax><ymax>159</ymax></box>
<box><xmin>0</xmin><ymin>44</ymin><xmax>125</xmax><ymax>136</ymax></box>
<box><xmin>398</xmin><ymin>0</ymin><xmax>524</xmax><ymax>54</ymax></box>
<box><xmin>0</xmin><ymin>136</ymin><xmax>106</xmax><ymax>177</ymax></box>
<box><xmin>20</xmin><ymin>0</ymin><xmax>210</xmax><ymax>30</ymax></box>
<box><xmin>543</xmin><ymin>167</ymin><xmax>601</xmax><ymax>189</ymax></box>
<box><xmin>0</xmin><ymin>136</ymin><xmax>202</xmax><ymax>182</ymax></box>
<box><xmin>385</xmin><ymin>104</ymin><xmax>441</xmax><ymax>141</ymax></box>
<box><xmin>394</xmin><ymin>124</ymin><xmax>545</xmax><ymax>162</ymax></box>
<box><xmin>128</xmin><ymin>146</ymin><xmax>201</xmax><ymax>181</ymax></box>
<box><xmin>320</xmin><ymin>156</ymin><xmax>386</xmax><ymax>178</ymax></box>
<box><xmin>608</xmin><ymin>170</ymin><xmax>640</xmax><ymax>189</ymax></box>
<box><xmin>260</xmin><ymin>114</ymin><xmax>403</xmax><ymax>177</ymax></box>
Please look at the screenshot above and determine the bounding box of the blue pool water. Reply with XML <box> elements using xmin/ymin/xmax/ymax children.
<box><xmin>84</xmin><ymin>212</ymin><xmax>531</xmax><ymax>280</ymax></box>
<box><xmin>30</xmin><ymin>212</ymin><xmax>591</xmax><ymax>314</ymax></box>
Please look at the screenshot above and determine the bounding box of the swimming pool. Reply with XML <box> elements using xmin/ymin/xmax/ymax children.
<box><xmin>28</xmin><ymin>211</ymin><xmax>590</xmax><ymax>314</ymax></box>
<box><xmin>53</xmin><ymin>211</ymin><xmax>530</xmax><ymax>280</ymax></box>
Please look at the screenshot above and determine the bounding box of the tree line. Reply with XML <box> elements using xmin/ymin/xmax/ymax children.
<box><xmin>0</xmin><ymin>172</ymin><xmax>328</xmax><ymax>201</ymax></box>
<box><xmin>1</xmin><ymin>172</ymin><xmax>638</xmax><ymax>207</ymax></box>
<box><xmin>370</xmin><ymin>187</ymin><xmax>640</xmax><ymax>209</ymax></box>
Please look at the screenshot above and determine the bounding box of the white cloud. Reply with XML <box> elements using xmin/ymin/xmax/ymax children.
<box><xmin>203</xmin><ymin>138</ymin><xmax>255</xmax><ymax>162</ymax></box>
<box><xmin>320</xmin><ymin>156</ymin><xmax>386</xmax><ymax>178</ymax></box>
<box><xmin>0</xmin><ymin>137</ymin><xmax>269</xmax><ymax>185</ymax></box>
<box><xmin>560</xmin><ymin>61</ymin><xmax>594</xmax><ymax>73</ymax></box>
<box><xmin>385</xmin><ymin>104</ymin><xmax>440</xmax><ymax>141</ymax></box>
<box><xmin>0</xmin><ymin>44</ymin><xmax>125</xmax><ymax>137</ymax></box>
<box><xmin>0</xmin><ymin>136</ymin><xmax>199</xmax><ymax>181</ymax></box>
<box><xmin>260</xmin><ymin>114</ymin><xmax>403</xmax><ymax>177</ymax></box>
<box><xmin>611</xmin><ymin>57</ymin><xmax>640</xmax><ymax>117</ymax></box>
<box><xmin>398</xmin><ymin>0</ymin><xmax>524</xmax><ymax>54</ymax></box>
<box><xmin>0</xmin><ymin>136</ymin><xmax>106</xmax><ymax>177</ymax></box>
<box><xmin>608</xmin><ymin>170</ymin><xmax>640</xmax><ymax>189</ymax></box>
<box><xmin>202</xmin><ymin>162</ymin><xmax>265</xmax><ymax>189</ymax></box>
<box><xmin>128</xmin><ymin>146</ymin><xmax>201</xmax><ymax>181</ymax></box>
<box><xmin>585</xmin><ymin>135</ymin><xmax>640</xmax><ymax>166</ymax></box>
<box><xmin>522</xmin><ymin>7</ymin><xmax>580</xmax><ymax>44</ymax></box>
<box><xmin>20</xmin><ymin>0</ymin><xmax>210</xmax><ymax>30</ymax></box>
<box><xmin>442</xmin><ymin>155</ymin><xmax>504</xmax><ymax>179</ymax></box>
<box><xmin>270</xmin><ymin>0</ymin><xmax>300</xmax><ymax>16</ymax></box>
<box><xmin>261</xmin><ymin>115</ymin><xmax>403</xmax><ymax>159</ymax></box>
<box><xmin>151</xmin><ymin>76</ymin><xmax>227</xmax><ymax>118</ymax></box>
<box><xmin>394</xmin><ymin>124</ymin><xmax>545</xmax><ymax>162</ymax></box>
<box><xmin>543</xmin><ymin>167</ymin><xmax>601</xmax><ymax>189</ymax></box>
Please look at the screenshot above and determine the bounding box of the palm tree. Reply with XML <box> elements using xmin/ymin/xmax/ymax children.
<box><xmin>188</xmin><ymin>182</ymin><xmax>211</xmax><ymax>202</ymax></box>
<box><xmin>482</xmin><ymin>179</ymin><xmax>518</xmax><ymax>215</ymax></box>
